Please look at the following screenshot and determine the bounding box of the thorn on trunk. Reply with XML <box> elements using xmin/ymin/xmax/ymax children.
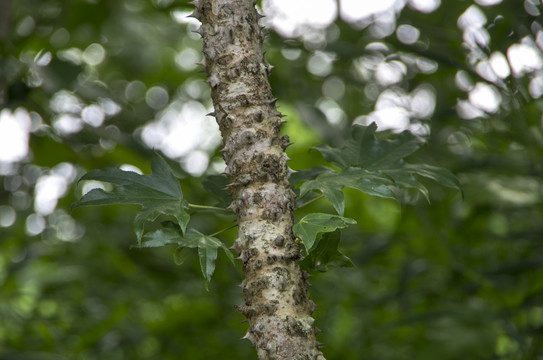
<box><xmin>187</xmin><ymin>10</ymin><xmax>201</xmax><ymax>20</ymax></box>
<box><xmin>268</xmin><ymin>98</ymin><xmax>278</xmax><ymax>106</ymax></box>
<box><xmin>241</xmin><ymin>332</ymin><xmax>253</xmax><ymax>341</ymax></box>
<box><xmin>281</xmin><ymin>135</ymin><xmax>291</xmax><ymax>150</ymax></box>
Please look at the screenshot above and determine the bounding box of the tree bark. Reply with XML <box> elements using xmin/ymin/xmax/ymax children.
<box><xmin>194</xmin><ymin>1</ymin><xmax>325</xmax><ymax>359</ymax></box>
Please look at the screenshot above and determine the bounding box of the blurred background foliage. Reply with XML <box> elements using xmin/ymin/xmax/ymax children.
<box><xmin>1</xmin><ymin>0</ymin><xmax>543</xmax><ymax>359</ymax></box>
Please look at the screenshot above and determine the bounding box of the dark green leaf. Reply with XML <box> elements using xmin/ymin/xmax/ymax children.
<box><xmin>298</xmin><ymin>124</ymin><xmax>461</xmax><ymax>211</ymax></box>
<box><xmin>289</xmin><ymin>166</ymin><xmax>333</xmax><ymax>189</ymax></box>
<box><xmin>383</xmin><ymin>170</ymin><xmax>431</xmax><ymax>202</ymax></box>
<box><xmin>73</xmin><ymin>153</ymin><xmax>190</xmax><ymax>243</ymax></box>
<box><xmin>404</xmin><ymin>164</ymin><xmax>463</xmax><ymax>194</ymax></box>
<box><xmin>300</xmin><ymin>230</ymin><xmax>355</xmax><ymax>272</ymax></box>
<box><xmin>142</xmin><ymin>228</ymin><xmax>234</xmax><ymax>285</ymax></box>
<box><xmin>201</xmin><ymin>174</ymin><xmax>232</xmax><ymax>208</ymax></box>
<box><xmin>293</xmin><ymin>213</ymin><xmax>356</xmax><ymax>250</ymax></box>
<box><xmin>299</xmin><ymin>169</ymin><xmax>397</xmax><ymax>215</ymax></box>
<box><xmin>173</xmin><ymin>247</ymin><xmax>186</xmax><ymax>266</ymax></box>
<box><xmin>314</xmin><ymin>123</ymin><xmax>423</xmax><ymax>170</ymax></box>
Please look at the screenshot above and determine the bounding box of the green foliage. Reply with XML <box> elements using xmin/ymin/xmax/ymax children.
<box><xmin>141</xmin><ymin>228</ymin><xmax>234</xmax><ymax>287</ymax></box>
<box><xmin>72</xmin><ymin>153</ymin><xmax>234</xmax><ymax>285</ymax></box>
<box><xmin>2</xmin><ymin>0</ymin><xmax>543</xmax><ymax>358</ymax></box>
<box><xmin>294</xmin><ymin>213</ymin><xmax>356</xmax><ymax>251</ymax></box>
<box><xmin>201</xmin><ymin>174</ymin><xmax>232</xmax><ymax>208</ymax></box>
<box><xmin>73</xmin><ymin>153</ymin><xmax>190</xmax><ymax>244</ymax></box>
<box><xmin>297</xmin><ymin>123</ymin><xmax>461</xmax><ymax>215</ymax></box>
<box><xmin>300</xmin><ymin>230</ymin><xmax>355</xmax><ymax>272</ymax></box>
<box><xmin>315</xmin><ymin>122</ymin><xmax>421</xmax><ymax>169</ymax></box>
<box><xmin>293</xmin><ymin>213</ymin><xmax>356</xmax><ymax>272</ymax></box>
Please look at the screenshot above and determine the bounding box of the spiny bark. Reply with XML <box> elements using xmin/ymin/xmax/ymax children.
<box><xmin>194</xmin><ymin>0</ymin><xmax>325</xmax><ymax>359</ymax></box>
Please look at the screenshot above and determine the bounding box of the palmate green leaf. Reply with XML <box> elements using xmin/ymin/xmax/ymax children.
<box><xmin>404</xmin><ymin>163</ymin><xmax>463</xmax><ymax>195</ymax></box>
<box><xmin>300</xmin><ymin>230</ymin><xmax>355</xmax><ymax>272</ymax></box>
<box><xmin>299</xmin><ymin>169</ymin><xmax>397</xmax><ymax>215</ymax></box>
<box><xmin>201</xmin><ymin>174</ymin><xmax>232</xmax><ymax>208</ymax></box>
<box><xmin>289</xmin><ymin>166</ymin><xmax>334</xmax><ymax>208</ymax></box>
<box><xmin>289</xmin><ymin>166</ymin><xmax>332</xmax><ymax>189</ymax></box>
<box><xmin>72</xmin><ymin>153</ymin><xmax>190</xmax><ymax>244</ymax></box>
<box><xmin>293</xmin><ymin>213</ymin><xmax>356</xmax><ymax>250</ymax></box>
<box><xmin>141</xmin><ymin>228</ymin><xmax>234</xmax><ymax>285</ymax></box>
<box><xmin>314</xmin><ymin>123</ymin><xmax>423</xmax><ymax>170</ymax></box>
<box><xmin>299</xmin><ymin>123</ymin><xmax>462</xmax><ymax>213</ymax></box>
<box><xmin>382</xmin><ymin>169</ymin><xmax>431</xmax><ymax>202</ymax></box>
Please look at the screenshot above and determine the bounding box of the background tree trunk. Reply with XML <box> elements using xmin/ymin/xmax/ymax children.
<box><xmin>0</xmin><ymin>0</ymin><xmax>12</xmax><ymax>108</ymax></box>
<box><xmin>195</xmin><ymin>0</ymin><xmax>325</xmax><ymax>358</ymax></box>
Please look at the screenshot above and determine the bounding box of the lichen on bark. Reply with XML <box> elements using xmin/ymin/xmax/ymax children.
<box><xmin>193</xmin><ymin>0</ymin><xmax>325</xmax><ymax>358</ymax></box>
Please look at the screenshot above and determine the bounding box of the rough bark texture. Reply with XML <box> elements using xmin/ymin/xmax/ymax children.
<box><xmin>194</xmin><ymin>1</ymin><xmax>325</xmax><ymax>359</ymax></box>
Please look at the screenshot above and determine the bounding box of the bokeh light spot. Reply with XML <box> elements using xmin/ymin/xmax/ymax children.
<box><xmin>82</xmin><ymin>104</ymin><xmax>105</xmax><ymax>127</ymax></box>
<box><xmin>322</xmin><ymin>76</ymin><xmax>345</xmax><ymax>100</ymax></box>
<box><xmin>408</xmin><ymin>0</ymin><xmax>441</xmax><ymax>13</ymax></box>
<box><xmin>410</xmin><ymin>85</ymin><xmax>436</xmax><ymax>118</ymax></box>
<box><xmin>458</xmin><ymin>5</ymin><xmax>487</xmax><ymax>30</ymax></box>
<box><xmin>125</xmin><ymin>81</ymin><xmax>147</xmax><ymax>102</ymax></box>
<box><xmin>396</xmin><ymin>24</ymin><xmax>420</xmax><ymax>45</ymax></box>
<box><xmin>281</xmin><ymin>48</ymin><xmax>302</xmax><ymax>61</ymax></box>
<box><xmin>507</xmin><ymin>42</ymin><xmax>542</xmax><ymax>77</ymax></box>
<box><xmin>469</xmin><ymin>82</ymin><xmax>501</xmax><ymax>113</ymax></box>
<box><xmin>474</xmin><ymin>0</ymin><xmax>502</xmax><ymax>5</ymax></box>
<box><xmin>341</xmin><ymin>0</ymin><xmax>395</xmax><ymax>22</ymax></box>
<box><xmin>0</xmin><ymin>108</ymin><xmax>31</xmax><ymax>163</ymax></box>
<box><xmin>375</xmin><ymin>61</ymin><xmax>407</xmax><ymax>86</ymax></box>
<box><xmin>489</xmin><ymin>52</ymin><xmax>510</xmax><ymax>78</ymax></box>
<box><xmin>0</xmin><ymin>206</ymin><xmax>16</xmax><ymax>227</ymax></box>
<box><xmin>16</xmin><ymin>16</ymin><xmax>35</xmax><ymax>37</ymax></box>
<box><xmin>82</xmin><ymin>43</ymin><xmax>106</xmax><ymax>66</ymax></box>
<box><xmin>34</xmin><ymin>163</ymin><xmax>76</xmax><ymax>215</ymax></box>
<box><xmin>455</xmin><ymin>70</ymin><xmax>474</xmax><ymax>91</ymax></box>
<box><xmin>183</xmin><ymin>151</ymin><xmax>209</xmax><ymax>176</ymax></box>
<box><xmin>307</xmin><ymin>51</ymin><xmax>334</xmax><ymax>77</ymax></box>
<box><xmin>146</xmin><ymin>86</ymin><xmax>169</xmax><ymax>109</ymax></box>
<box><xmin>175</xmin><ymin>48</ymin><xmax>200</xmax><ymax>71</ymax></box>
<box><xmin>25</xmin><ymin>213</ymin><xmax>46</xmax><ymax>236</ymax></box>
<box><xmin>50</xmin><ymin>28</ymin><xmax>70</xmax><ymax>47</ymax></box>
<box><xmin>52</xmin><ymin>114</ymin><xmax>84</xmax><ymax>135</ymax></box>
<box><xmin>263</xmin><ymin>0</ymin><xmax>337</xmax><ymax>37</ymax></box>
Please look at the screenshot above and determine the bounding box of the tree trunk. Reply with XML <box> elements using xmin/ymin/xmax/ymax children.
<box><xmin>194</xmin><ymin>1</ymin><xmax>325</xmax><ymax>359</ymax></box>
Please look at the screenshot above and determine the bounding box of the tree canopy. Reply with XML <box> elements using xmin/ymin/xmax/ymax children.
<box><xmin>1</xmin><ymin>0</ymin><xmax>543</xmax><ymax>359</ymax></box>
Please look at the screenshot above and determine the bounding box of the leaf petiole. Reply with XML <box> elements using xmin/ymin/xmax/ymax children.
<box><xmin>209</xmin><ymin>224</ymin><xmax>238</xmax><ymax>237</ymax></box>
<box><xmin>296</xmin><ymin>194</ymin><xmax>325</xmax><ymax>209</ymax></box>
<box><xmin>188</xmin><ymin>203</ymin><xmax>233</xmax><ymax>213</ymax></box>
